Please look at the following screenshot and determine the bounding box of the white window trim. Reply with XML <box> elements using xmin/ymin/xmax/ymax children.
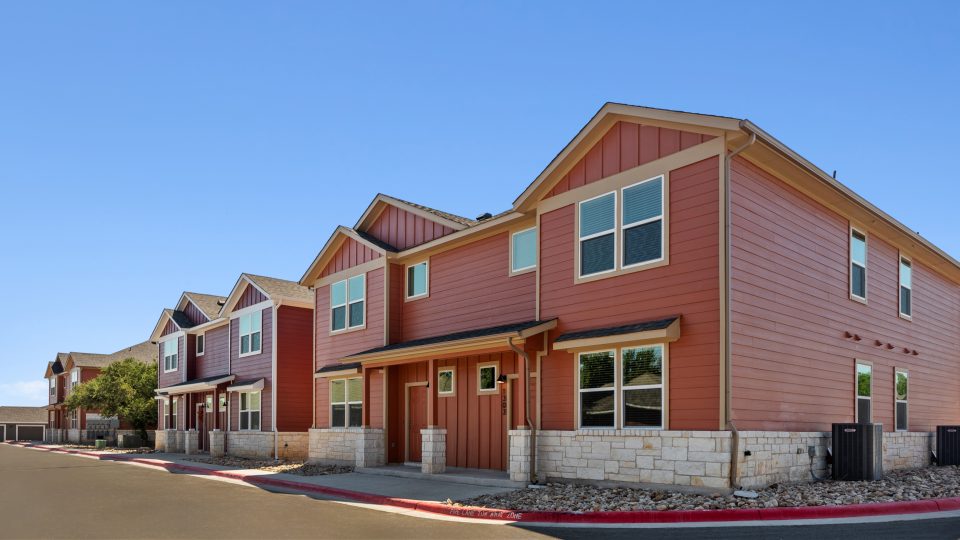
<box><xmin>850</xmin><ymin>226</ymin><xmax>868</xmax><ymax>303</ymax></box>
<box><xmin>576</xmin><ymin>350</ymin><xmax>617</xmax><ymax>429</ymax></box>
<box><xmin>437</xmin><ymin>368</ymin><xmax>456</xmax><ymax>396</ymax></box>
<box><xmin>238</xmin><ymin>311</ymin><xmax>263</xmax><ymax>358</ymax></box>
<box><xmin>620</xmin><ymin>344</ymin><xmax>665</xmax><ymax>430</ymax></box>
<box><xmin>578</xmin><ymin>190</ymin><xmax>618</xmax><ymax>279</ymax></box>
<box><xmin>239</xmin><ymin>391</ymin><xmax>262</xmax><ymax>431</ymax></box>
<box><xmin>575</xmin><ymin>345</ymin><xmax>669</xmax><ymax>431</ymax></box>
<box><xmin>162</xmin><ymin>338</ymin><xmax>179</xmax><ymax>373</ymax></box>
<box><xmin>855</xmin><ymin>361</ymin><xmax>872</xmax><ymax>423</ymax></box>
<box><xmin>49</xmin><ymin>377</ymin><xmax>56</xmax><ymax>396</ymax></box>
<box><xmin>510</xmin><ymin>227</ymin><xmax>538</xmax><ymax>275</ymax></box>
<box><xmin>330</xmin><ymin>274</ymin><xmax>366</xmax><ymax>334</ymax></box>
<box><xmin>621</xmin><ymin>175</ymin><xmax>666</xmax><ymax>270</ymax></box>
<box><xmin>171</xmin><ymin>397</ymin><xmax>179</xmax><ymax>430</ymax></box>
<box><xmin>70</xmin><ymin>368</ymin><xmax>80</xmax><ymax>386</ymax></box>
<box><xmin>895</xmin><ymin>368</ymin><xmax>908</xmax><ymax>432</ymax></box>
<box><xmin>405</xmin><ymin>260</ymin><xmax>430</xmax><ymax>301</ymax></box>
<box><xmin>330</xmin><ymin>377</ymin><xmax>363</xmax><ymax>428</ymax></box>
<box><xmin>477</xmin><ymin>362</ymin><xmax>499</xmax><ymax>395</ymax></box>
<box><xmin>899</xmin><ymin>254</ymin><xmax>912</xmax><ymax>320</ymax></box>
<box><xmin>196</xmin><ymin>333</ymin><xmax>205</xmax><ymax>356</ymax></box>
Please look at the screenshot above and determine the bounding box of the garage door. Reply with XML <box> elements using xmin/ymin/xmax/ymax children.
<box><xmin>15</xmin><ymin>425</ymin><xmax>44</xmax><ymax>441</ymax></box>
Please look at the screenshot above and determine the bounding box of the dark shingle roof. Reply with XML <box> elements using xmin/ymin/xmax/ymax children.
<box><xmin>384</xmin><ymin>194</ymin><xmax>478</xmax><ymax>227</ymax></box>
<box><xmin>183</xmin><ymin>292</ymin><xmax>226</xmax><ymax>321</ymax></box>
<box><xmin>554</xmin><ymin>316</ymin><xmax>679</xmax><ymax>343</ymax></box>
<box><xmin>0</xmin><ymin>406</ymin><xmax>47</xmax><ymax>423</ymax></box>
<box><xmin>162</xmin><ymin>374</ymin><xmax>232</xmax><ymax>389</ymax></box>
<box><xmin>355</xmin><ymin>230</ymin><xmax>398</xmax><ymax>252</ymax></box>
<box><xmin>346</xmin><ymin>320</ymin><xmax>554</xmax><ymax>358</ymax></box>
<box><xmin>317</xmin><ymin>362</ymin><xmax>362</xmax><ymax>374</ymax></box>
<box><xmin>244</xmin><ymin>274</ymin><xmax>314</xmax><ymax>305</ymax></box>
<box><xmin>169</xmin><ymin>310</ymin><xmax>195</xmax><ymax>330</ymax></box>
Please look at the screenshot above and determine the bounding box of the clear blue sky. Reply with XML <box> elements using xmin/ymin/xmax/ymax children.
<box><xmin>1</xmin><ymin>2</ymin><xmax>957</xmax><ymax>405</ymax></box>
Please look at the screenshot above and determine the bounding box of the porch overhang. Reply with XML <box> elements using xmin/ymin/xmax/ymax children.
<box><xmin>342</xmin><ymin>319</ymin><xmax>557</xmax><ymax>365</ymax></box>
<box><xmin>155</xmin><ymin>374</ymin><xmax>235</xmax><ymax>396</ymax></box>
<box><xmin>226</xmin><ymin>378</ymin><xmax>265</xmax><ymax>393</ymax></box>
<box><xmin>553</xmin><ymin>316</ymin><xmax>681</xmax><ymax>350</ymax></box>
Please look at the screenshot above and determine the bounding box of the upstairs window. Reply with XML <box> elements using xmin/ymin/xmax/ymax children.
<box><xmin>406</xmin><ymin>261</ymin><xmax>428</xmax><ymax>299</ymax></box>
<box><xmin>895</xmin><ymin>370</ymin><xmax>908</xmax><ymax>431</ymax></box>
<box><xmin>71</xmin><ymin>368</ymin><xmax>80</xmax><ymax>386</ymax></box>
<box><xmin>511</xmin><ymin>227</ymin><xmax>537</xmax><ymax>273</ymax></box>
<box><xmin>622</xmin><ymin>176</ymin><xmax>665</xmax><ymax>268</ymax></box>
<box><xmin>49</xmin><ymin>377</ymin><xmax>56</xmax><ymax>396</ymax></box>
<box><xmin>331</xmin><ymin>274</ymin><xmax>365</xmax><ymax>332</ymax></box>
<box><xmin>330</xmin><ymin>378</ymin><xmax>362</xmax><ymax>428</ymax></box>
<box><xmin>850</xmin><ymin>229</ymin><xmax>867</xmax><ymax>301</ymax></box>
<box><xmin>196</xmin><ymin>334</ymin><xmax>205</xmax><ymax>356</ymax></box>
<box><xmin>239</xmin><ymin>310</ymin><xmax>262</xmax><ymax>356</ymax></box>
<box><xmin>163</xmin><ymin>339</ymin><xmax>178</xmax><ymax>372</ymax></box>
<box><xmin>856</xmin><ymin>362</ymin><xmax>872</xmax><ymax>423</ymax></box>
<box><xmin>899</xmin><ymin>257</ymin><xmax>912</xmax><ymax>318</ymax></box>
<box><xmin>239</xmin><ymin>391</ymin><xmax>261</xmax><ymax>430</ymax></box>
<box><xmin>579</xmin><ymin>192</ymin><xmax>617</xmax><ymax>277</ymax></box>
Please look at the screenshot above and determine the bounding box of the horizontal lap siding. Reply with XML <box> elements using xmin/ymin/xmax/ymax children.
<box><xmin>315</xmin><ymin>267</ymin><xmax>385</xmax><ymax>369</ymax></box>
<box><xmin>196</xmin><ymin>325</ymin><xmax>229</xmax><ymax>378</ymax></box>
<box><xmin>236</xmin><ymin>284</ymin><xmax>267</xmax><ymax>310</ymax></box>
<box><xmin>276</xmin><ymin>306</ymin><xmax>313</xmax><ymax>432</ymax></box>
<box><xmin>539</xmin><ymin>156</ymin><xmax>721</xmax><ymax>430</ymax></box>
<box><xmin>730</xmin><ymin>157</ymin><xmax>960</xmax><ymax>431</ymax></box>
<box><xmin>230</xmin><ymin>307</ymin><xmax>273</xmax><ymax>431</ymax></box>
<box><xmin>320</xmin><ymin>237</ymin><xmax>382</xmax><ymax>278</ymax></box>
<box><xmin>401</xmin><ymin>232</ymin><xmax>536</xmax><ymax>341</ymax></box>
<box><xmin>367</xmin><ymin>204</ymin><xmax>455</xmax><ymax>250</ymax></box>
<box><xmin>158</xmin><ymin>337</ymin><xmax>183</xmax><ymax>388</ymax></box>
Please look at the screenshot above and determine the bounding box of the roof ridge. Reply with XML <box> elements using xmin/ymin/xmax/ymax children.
<box><xmin>380</xmin><ymin>193</ymin><xmax>478</xmax><ymax>227</ymax></box>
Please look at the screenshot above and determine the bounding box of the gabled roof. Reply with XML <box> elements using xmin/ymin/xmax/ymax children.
<box><xmin>178</xmin><ymin>292</ymin><xmax>226</xmax><ymax>322</ymax></box>
<box><xmin>355</xmin><ymin>193</ymin><xmax>476</xmax><ymax>233</ymax></box>
<box><xmin>149</xmin><ymin>308</ymin><xmax>193</xmax><ymax>342</ymax></box>
<box><xmin>0</xmin><ymin>406</ymin><xmax>47</xmax><ymax>424</ymax></box>
<box><xmin>299</xmin><ymin>226</ymin><xmax>396</xmax><ymax>286</ymax></box>
<box><xmin>63</xmin><ymin>352</ymin><xmax>109</xmax><ymax>370</ymax></box>
<box><xmin>64</xmin><ymin>341</ymin><xmax>157</xmax><ymax>371</ymax></box>
<box><xmin>43</xmin><ymin>361</ymin><xmax>54</xmax><ymax>379</ymax></box>
<box><xmin>221</xmin><ymin>273</ymin><xmax>314</xmax><ymax>314</ymax></box>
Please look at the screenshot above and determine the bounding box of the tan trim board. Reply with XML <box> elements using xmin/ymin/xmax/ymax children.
<box><xmin>315</xmin><ymin>258</ymin><xmax>386</xmax><ymax>288</ymax></box>
<box><xmin>553</xmin><ymin>319</ymin><xmax>680</xmax><ymax>351</ymax></box>
<box><xmin>313</xmin><ymin>368</ymin><xmax>362</xmax><ymax>379</ymax></box>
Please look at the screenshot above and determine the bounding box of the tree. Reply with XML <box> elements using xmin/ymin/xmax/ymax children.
<box><xmin>66</xmin><ymin>358</ymin><xmax>158</xmax><ymax>443</ymax></box>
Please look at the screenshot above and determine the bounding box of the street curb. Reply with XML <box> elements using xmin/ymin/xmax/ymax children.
<box><xmin>10</xmin><ymin>442</ymin><xmax>960</xmax><ymax>524</ymax></box>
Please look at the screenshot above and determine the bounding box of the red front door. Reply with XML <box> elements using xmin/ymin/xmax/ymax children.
<box><xmin>407</xmin><ymin>385</ymin><xmax>427</xmax><ymax>463</ymax></box>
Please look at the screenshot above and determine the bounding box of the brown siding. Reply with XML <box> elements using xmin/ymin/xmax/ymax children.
<box><xmin>236</xmin><ymin>284</ymin><xmax>268</xmax><ymax>310</ymax></box>
<box><xmin>538</xmin><ymin>156</ymin><xmax>721</xmax><ymax>430</ymax></box>
<box><xmin>729</xmin><ymin>156</ymin><xmax>960</xmax><ymax>431</ymax></box>
<box><xmin>276</xmin><ymin>306</ymin><xmax>314</xmax><ymax>432</ymax></box>
<box><xmin>158</xmin><ymin>336</ymin><xmax>184</xmax><ymax>388</ymax></box>
<box><xmin>546</xmin><ymin>121</ymin><xmax>715</xmax><ymax>198</ymax></box>
<box><xmin>161</xmin><ymin>319</ymin><xmax>179</xmax><ymax>336</ymax></box>
<box><xmin>183</xmin><ymin>301</ymin><xmax>209</xmax><ymax>326</ymax></box>
<box><xmin>195</xmin><ymin>324</ymin><xmax>229</xmax><ymax>379</ymax></box>
<box><xmin>229</xmin><ymin>307</ymin><xmax>273</xmax><ymax>431</ymax></box>
<box><xmin>314</xmin><ymin>267</ymin><xmax>385</xmax><ymax>370</ymax></box>
<box><xmin>320</xmin><ymin>237</ymin><xmax>383</xmax><ymax>278</ymax></box>
<box><xmin>366</xmin><ymin>204</ymin><xmax>456</xmax><ymax>250</ymax></box>
<box><xmin>400</xmin><ymin>231</ymin><xmax>536</xmax><ymax>341</ymax></box>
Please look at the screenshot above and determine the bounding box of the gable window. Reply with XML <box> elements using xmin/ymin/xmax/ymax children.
<box><xmin>856</xmin><ymin>362</ymin><xmax>872</xmax><ymax>423</ymax></box>
<box><xmin>171</xmin><ymin>397</ymin><xmax>179</xmax><ymax>430</ymax></box>
<box><xmin>406</xmin><ymin>261</ymin><xmax>428</xmax><ymax>299</ymax></box>
<box><xmin>196</xmin><ymin>334</ymin><xmax>205</xmax><ymax>356</ymax></box>
<box><xmin>478</xmin><ymin>364</ymin><xmax>499</xmax><ymax>395</ymax></box>
<box><xmin>511</xmin><ymin>227</ymin><xmax>537</xmax><ymax>273</ymax></box>
<box><xmin>578</xmin><ymin>351</ymin><xmax>615</xmax><ymax>427</ymax></box>
<box><xmin>163</xmin><ymin>339</ymin><xmax>179</xmax><ymax>372</ymax></box>
<box><xmin>622</xmin><ymin>345</ymin><xmax>664</xmax><ymax>429</ymax></box>
<box><xmin>899</xmin><ymin>257</ymin><xmax>912</xmax><ymax>318</ymax></box>
<box><xmin>622</xmin><ymin>176</ymin><xmax>665</xmax><ymax>268</ymax></box>
<box><xmin>850</xmin><ymin>229</ymin><xmax>867</xmax><ymax>301</ymax></box>
<box><xmin>239</xmin><ymin>391</ymin><xmax>261</xmax><ymax>430</ymax></box>
<box><xmin>239</xmin><ymin>310</ymin><xmax>262</xmax><ymax>356</ymax></box>
<box><xmin>438</xmin><ymin>368</ymin><xmax>455</xmax><ymax>396</ymax></box>
<box><xmin>330</xmin><ymin>378</ymin><xmax>362</xmax><ymax>427</ymax></box>
<box><xmin>49</xmin><ymin>378</ymin><xmax>56</xmax><ymax>396</ymax></box>
<box><xmin>331</xmin><ymin>274</ymin><xmax>365</xmax><ymax>332</ymax></box>
<box><xmin>895</xmin><ymin>369</ymin><xmax>908</xmax><ymax>431</ymax></box>
<box><xmin>579</xmin><ymin>192</ymin><xmax>616</xmax><ymax>277</ymax></box>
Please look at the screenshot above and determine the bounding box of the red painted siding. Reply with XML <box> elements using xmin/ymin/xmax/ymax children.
<box><xmin>158</xmin><ymin>336</ymin><xmax>183</xmax><ymax>388</ymax></box>
<box><xmin>314</xmin><ymin>267</ymin><xmax>385</xmax><ymax>370</ymax></box>
<box><xmin>320</xmin><ymin>237</ymin><xmax>383</xmax><ymax>278</ymax></box>
<box><xmin>400</xmin><ymin>232</ymin><xmax>536</xmax><ymax>341</ymax></box>
<box><xmin>161</xmin><ymin>319</ymin><xmax>179</xmax><ymax>336</ymax></box>
<box><xmin>229</xmin><ymin>306</ymin><xmax>273</xmax><ymax>431</ymax></box>
<box><xmin>183</xmin><ymin>301</ymin><xmax>209</xmax><ymax>326</ymax></box>
<box><xmin>729</xmin><ymin>156</ymin><xmax>960</xmax><ymax>431</ymax></box>
<box><xmin>276</xmin><ymin>306</ymin><xmax>314</xmax><ymax>432</ymax></box>
<box><xmin>236</xmin><ymin>284</ymin><xmax>268</xmax><ymax>310</ymax></box>
<box><xmin>546</xmin><ymin>121</ymin><xmax>715</xmax><ymax>198</ymax></box>
<box><xmin>389</xmin><ymin>263</ymin><xmax>404</xmax><ymax>344</ymax></box>
<box><xmin>366</xmin><ymin>204</ymin><xmax>456</xmax><ymax>250</ymax></box>
<box><xmin>538</xmin><ymin>156</ymin><xmax>721</xmax><ymax>430</ymax></box>
<box><xmin>368</xmin><ymin>368</ymin><xmax>384</xmax><ymax>429</ymax></box>
<box><xmin>195</xmin><ymin>324</ymin><xmax>229</xmax><ymax>379</ymax></box>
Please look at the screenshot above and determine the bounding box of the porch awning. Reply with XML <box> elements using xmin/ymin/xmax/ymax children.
<box><xmin>342</xmin><ymin>319</ymin><xmax>557</xmax><ymax>364</ymax></box>
<box><xmin>315</xmin><ymin>362</ymin><xmax>362</xmax><ymax>378</ymax></box>
<box><xmin>155</xmin><ymin>374</ymin><xmax>235</xmax><ymax>396</ymax></box>
<box><xmin>226</xmin><ymin>378</ymin><xmax>265</xmax><ymax>393</ymax></box>
<box><xmin>553</xmin><ymin>316</ymin><xmax>681</xmax><ymax>350</ymax></box>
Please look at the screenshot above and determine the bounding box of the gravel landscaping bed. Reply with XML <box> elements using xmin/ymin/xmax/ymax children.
<box><xmin>453</xmin><ymin>466</ymin><xmax>960</xmax><ymax>512</ymax></box>
<box><xmin>181</xmin><ymin>455</ymin><xmax>353</xmax><ymax>476</ymax></box>
<box><xmin>59</xmin><ymin>444</ymin><xmax>155</xmax><ymax>454</ymax></box>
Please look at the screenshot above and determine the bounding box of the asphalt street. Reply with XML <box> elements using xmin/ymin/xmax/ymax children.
<box><xmin>1</xmin><ymin>444</ymin><xmax>958</xmax><ymax>540</ymax></box>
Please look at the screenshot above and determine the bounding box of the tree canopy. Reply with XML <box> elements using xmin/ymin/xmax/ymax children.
<box><xmin>65</xmin><ymin>358</ymin><xmax>157</xmax><ymax>439</ymax></box>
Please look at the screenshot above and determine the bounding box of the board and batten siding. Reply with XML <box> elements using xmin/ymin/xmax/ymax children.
<box><xmin>183</xmin><ymin>301</ymin><xmax>209</xmax><ymax>326</ymax></box>
<box><xmin>276</xmin><ymin>305</ymin><xmax>314</xmax><ymax>432</ymax></box>
<box><xmin>195</xmin><ymin>324</ymin><xmax>229</xmax><ymax>379</ymax></box>
<box><xmin>236</xmin><ymin>284</ymin><xmax>268</xmax><ymax>310</ymax></box>
<box><xmin>729</xmin><ymin>156</ymin><xmax>960</xmax><ymax>432</ymax></box>
<box><xmin>399</xmin><ymin>231</ymin><xmax>536</xmax><ymax>342</ymax></box>
<box><xmin>367</xmin><ymin>204</ymin><xmax>456</xmax><ymax>251</ymax></box>
<box><xmin>320</xmin><ymin>237</ymin><xmax>383</xmax><ymax>278</ymax></box>
<box><xmin>229</xmin><ymin>306</ymin><xmax>273</xmax><ymax>431</ymax></box>
<box><xmin>538</xmin><ymin>156</ymin><xmax>722</xmax><ymax>431</ymax></box>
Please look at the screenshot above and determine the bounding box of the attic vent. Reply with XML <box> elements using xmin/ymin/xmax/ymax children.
<box><xmin>217</xmin><ymin>300</ymin><xmax>226</xmax><ymax>306</ymax></box>
<box><xmin>476</xmin><ymin>212</ymin><xmax>493</xmax><ymax>221</ymax></box>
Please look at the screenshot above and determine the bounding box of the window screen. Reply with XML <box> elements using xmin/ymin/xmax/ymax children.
<box><xmin>622</xmin><ymin>177</ymin><xmax>664</xmax><ymax>267</ymax></box>
<box><xmin>579</xmin><ymin>351</ymin><xmax>615</xmax><ymax>427</ymax></box>
<box><xmin>851</xmin><ymin>230</ymin><xmax>867</xmax><ymax>299</ymax></box>
<box><xmin>579</xmin><ymin>193</ymin><xmax>616</xmax><ymax>276</ymax></box>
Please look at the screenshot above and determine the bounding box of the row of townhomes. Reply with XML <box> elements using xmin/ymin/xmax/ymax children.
<box><xmin>148</xmin><ymin>103</ymin><xmax>959</xmax><ymax>490</ymax></box>
<box><xmin>44</xmin><ymin>342</ymin><xmax>157</xmax><ymax>443</ymax></box>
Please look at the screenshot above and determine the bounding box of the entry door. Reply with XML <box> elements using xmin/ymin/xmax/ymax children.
<box><xmin>407</xmin><ymin>385</ymin><xmax>427</xmax><ymax>463</ymax></box>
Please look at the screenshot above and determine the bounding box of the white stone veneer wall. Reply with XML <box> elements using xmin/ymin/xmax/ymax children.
<box><xmin>154</xmin><ymin>429</ymin><xmax>167</xmax><ymax>451</ymax></box>
<box><xmin>277</xmin><ymin>432</ymin><xmax>309</xmax><ymax>460</ymax></box>
<box><xmin>735</xmin><ymin>432</ymin><xmax>831</xmax><ymax>489</ymax></box>
<box><xmin>226</xmin><ymin>431</ymin><xmax>274</xmax><ymax>459</ymax></box>
<box><xmin>883</xmin><ymin>432</ymin><xmax>933</xmax><ymax>470</ymax></box>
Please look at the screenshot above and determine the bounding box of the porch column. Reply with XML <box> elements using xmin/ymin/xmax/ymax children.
<box><xmin>427</xmin><ymin>359</ymin><xmax>437</xmax><ymax>427</ymax></box>
<box><xmin>362</xmin><ymin>366</ymin><xmax>371</xmax><ymax>427</ymax></box>
<box><xmin>515</xmin><ymin>351</ymin><xmax>527</xmax><ymax>429</ymax></box>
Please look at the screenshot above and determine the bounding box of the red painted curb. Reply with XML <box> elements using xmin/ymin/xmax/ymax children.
<box><xmin>11</xmin><ymin>443</ymin><xmax>960</xmax><ymax>524</ymax></box>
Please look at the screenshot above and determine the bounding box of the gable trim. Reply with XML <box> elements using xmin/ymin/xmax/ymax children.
<box><xmin>355</xmin><ymin>194</ymin><xmax>470</xmax><ymax>233</ymax></box>
<box><xmin>220</xmin><ymin>274</ymin><xmax>271</xmax><ymax>316</ymax></box>
<box><xmin>299</xmin><ymin>226</ymin><xmax>394</xmax><ymax>286</ymax></box>
<box><xmin>149</xmin><ymin>309</ymin><xmax>180</xmax><ymax>343</ymax></box>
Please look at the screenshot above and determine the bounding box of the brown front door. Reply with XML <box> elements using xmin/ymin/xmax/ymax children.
<box><xmin>407</xmin><ymin>385</ymin><xmax>427</xmax><ymax>463</ymax></box>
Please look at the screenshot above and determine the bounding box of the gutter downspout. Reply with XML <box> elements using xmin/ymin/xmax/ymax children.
<box><xmin>724</xmin><ymin>127</ymin><xmax>755</xmax><ymax>489</ymax></box>
<box><xmin>273</xmin><ymin>301</ymin><xmax>281</xmax><ymax>462</ymax></box>
<box><xmin>508</xmin><ymin>336</ymin><xmax>537</xmax><ymax>485</ymax></box>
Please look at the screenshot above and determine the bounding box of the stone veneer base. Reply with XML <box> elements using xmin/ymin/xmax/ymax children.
<box><xmin>308</xmin><ymin>428</ymin><xmax>385</xmax><ymax>466</ymax></box>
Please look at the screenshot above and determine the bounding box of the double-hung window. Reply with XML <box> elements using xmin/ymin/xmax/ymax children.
<box><xmin>163</xmin><ymin>338</ymin><xmax>179</xmax><ymax>372</ymax></box>
<box><xmin>622</xmin><ymin>176</ymin><xmax>665</xmax><ymax>268</ymax></box>
<box><xmin>578</xmin><ymin>346</ymin><xmax>666</xmax><ymax>429</ymax></box>
<box><xmin>49</xmin><ymin>377</ymin><xmax>56</xmax><ymax>396</ymax></box>
<box><xmin>899</xmin><ymin>257</ymin><xmax>912</xmax><ymax>318</ymax></box>
<box><xmin>239</xmin><ymin>311</ymin><xmax>262</xmax><ymax>355</ymax></box>
<box><xmin>239</xmin><ymin>391</ymin><xmax>261</xmax><ymax>430</ymax></box>
<box><xmin>621</xmin><ymin>345</ymin><xmax>665</xmax><ymax>428</ymax></box>
<box><xmin>437</xmin><ymin>368</ymin><xmax>455</xmax><ymax>396</ymax></box>
<box><xmin>895</xmin><ymin>370</ymin><xmax>908</xmax><ymax>431</ymax></box>
<box><xmin>406</xmin><ymin>262</ymin><xmax>428</xmax><ymax>299</ymax></box>
<box><xmin>579</xmin><ymin>193</ymin><xmax>617</xmax><ymax>277</ymax></box>
<box><xmin>330</xmin><ymin>378</ymin><xmax>362</xmax><ymax>427</ymax></box>
<box><xmin>850</xmin><ymin>229</ymin><xmax>867</xmax><ymax>301</ymax></box>
<box><xmin>578</xmin><ymin>351</ymin><xmax>616</xmax><ymax>427</ymax></box>
<box><xmin>171</xmin><ymin>397</ymin><xmax>179</xmax><ymax>430</ymax></box>
<box><xmin>71</xmin><ymin>368</ymin><xmax>80</xmax><ymax>388</ymax></box>
<box><xmin>856</xmin><ymin>362</ymin><xmax>872</xmax><ymax>423</ymax></box>
<box><xmin>331</xmin><ymin>274</ymin><xmax>365</xmax><ymax>332</ymax></box>
<box><xmin>511</xmin><ymin>227</ymin><xmax>537</xmax><ymax>273</ymax></box>
<box><xmin>196</xmin><ymin>334</ymin><xmax>205</xmax><ymax>356</ymax></box>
